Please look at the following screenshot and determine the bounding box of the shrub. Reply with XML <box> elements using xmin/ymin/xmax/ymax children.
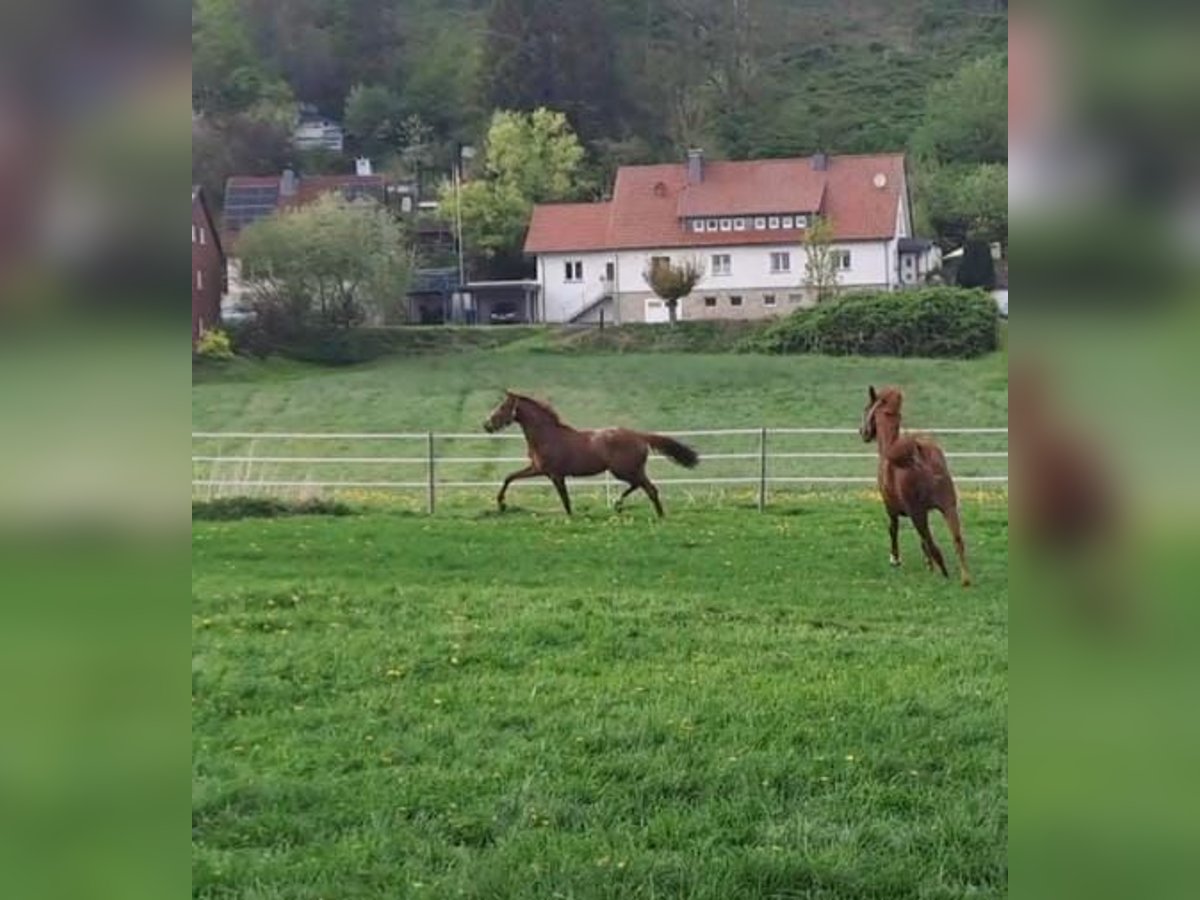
<box><xmin>192</xmin><ymin>497</ymin><xmax>355</xmax><ymax>520</ymax></box>
<box><xmin>749</xmin><ymin>287</ymin><xmax>998</xmax><ymax>358</ymax></box>
<box><xmin>194</xmin><ymin>328</ymin><xmax>234</xmax><ymax>361</ymax></box>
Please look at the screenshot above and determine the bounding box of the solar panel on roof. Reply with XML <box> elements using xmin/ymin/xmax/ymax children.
<box><xmin>223</xmin><ymin>183</ymin><xmax>280</xmax><ymax>231</ymax></box>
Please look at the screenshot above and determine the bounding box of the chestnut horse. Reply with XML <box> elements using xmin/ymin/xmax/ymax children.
<box><xmin>483</xmin><ymin>391</ymin><xmax>699</xmax><ymax>516</ymax></box>
<box><xmin>860</xmin><ymin>386</ymin><xmax>972</xmax><ymax>586</ymax></box>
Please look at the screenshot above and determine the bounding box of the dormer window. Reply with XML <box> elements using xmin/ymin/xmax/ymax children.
<box><xmin>796</xmin><ymin>214</ymin><xmax>808</xmax><ymax>228</ymax></box>
<box><xmin>706</xmin><ymin>218</ymin><xmax>718</xmax><ymax>231</ymax></box>
<box><xmin>754</xmin><ymin>217</ymin><xmax>766</xmax><ymax>230</ymax></box>
<box><xmin>782</xmin><ymin>216</ymin><xmax>794</xmax><ymax>229</ymax></box>
<box><xmin>733</xmin><ymin>218</ymin><xmax>746</xmax><ymax>231</ymax></box>
<box><xmin>691</xmin><ymin>219</ymin><xmax>705</xmax><ymax>233</ymax></box>
<box><xmin>719</xmin><ymin>218</ymin><xmax>732</xmax><ymax>231</ymax></box>
<box><xmin>768</xmin><ymin>216</ymin><xmax>780</xmax><ymax>229</ymax></box>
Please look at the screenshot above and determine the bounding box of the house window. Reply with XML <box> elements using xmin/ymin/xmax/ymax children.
<box><xmin>795</xmin><ymin>214</ymin><xmax>808</xmax><ymax>228</ymax></box>
<box><xmin>733</xmin><ymin>218</ymin><xmax>746</xmax><ymax>231</ymax></box>
<box><xmin>199</xmin><ymin>226</ymin><xmax>207</xmax><ymax>245</ymax></box>
<box><xmin>650</xmin><ymin>255</ymin><xmax>670</xmax><ymax>272</ymax></box>
<box><xmin>763</xmin><ymin>293</ymin><xmax>777</xmax><ymax>307</ymax></box>
<box><xmin>564</xmin><ymin>260</ymin><xmax>583</xmax><ymax>281</ymax></box>
<box><xmin>191</xmin><ymin>225</ymin><xmax>197</xmax><ymax>243</ymax></box>
<box><xmin>837</xmin><ymin>250</ymin><xmax>851</xmax><ymax>270</ymax></box>
<box><xmin>782</xmin><ymin>216</ymin><xmax>794</xmax><ymax>229</ymax></box>
<box><xmin>605</xmin><ymin>261</ymin><xmax>615</xmax><ymax>281</ymax></box>
<box><xmin>195</xmin><ymin>269</ymin><xmax>203</xmax><ymax>290</ymax></box>
<box><xmin>769</xmin><ymin>251</ymin><xmax>791</xmax><ymax>273</ymax></box>
<box><xmin>711</xmin><ymin>254</ymin><xmax>731</xmax><ymax>276</ymax></box>
<box><xmin>692</xmin><ymin>219</ymin><xmax>705</xmax><ymax>233</ymax></box>
<box><xmin>768</xmin><ymin>216</ymin><xmax>780</xmax><ymax>229</ymax></box>
<box><xmin>754</xmin><ymin>217</ymin><xmax>766</xmax><ymax>230</ymax></box>
<box><xmin>730</xmin><ymin>295</ymin><xmax>743</xmax><ymax>307</ymax></box>
<box><xmin>719</xmin><ymin>218</ymin><xmax>732</xmax><ymax>231</ymax></box>
<box><xmin>788</xmin><ymin>293</ymin><xmax>805</xmax><ymax>304</ymax></box>
<box><xmin>706</xmin><ymin>219</ymin><xmax>718</xmax><ymax>231</ymax></box>
<box><xmin>704</xmin><ymin>296</ymin><xmax>717</xmax><ymax>308</ymax></box>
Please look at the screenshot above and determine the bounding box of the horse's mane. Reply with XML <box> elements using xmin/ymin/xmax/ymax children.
<box><xmin>512</xmin><ymin>393</ymin><xmax>564</xmax><ymax>425</ymax></box>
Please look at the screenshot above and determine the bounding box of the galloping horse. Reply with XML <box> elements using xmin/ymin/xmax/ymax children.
<box><xmin>860</xmin><ymin>386</ymin><xmax>971</xmax><ymax>586</ymax></box>
<box><xmin>483</xmin><ymin>391</ymin><xmax>699</xmax><ymax>516</ymax></box>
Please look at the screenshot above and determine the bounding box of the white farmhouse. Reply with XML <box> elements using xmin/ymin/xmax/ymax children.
<box><xmin>524</xmin><ymin>150</ymin><xmax>938</xmax><ymax>324</ymax></box>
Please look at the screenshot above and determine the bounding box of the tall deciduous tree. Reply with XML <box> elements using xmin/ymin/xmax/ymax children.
<box><xmin>483</xmin><ymin>0</ymin><xmax>622</xmax><ymax>140</ymax></box>
<box><xmin>803</xmin><ymin>216</ymin><xmax>841</xmax><ymax>303</ymax></box>
<box><xmin>439</xmin><ymin>109</ymin><xmax>588</xmax><ymax>275</ymax></box>
<box><xmin>239</xmin><ymin>194</ymin><xmax>412</xmax><ymax>329</ymax></box>
<box><xmin>920</xmin><ymin>162</ymin><xmax>1008</xmax><ymax>250</ymax></box>
<box><xmin>344</xmin><ymin>84</ymin><xmax>404</xmax><ymax>157</ymax></box>
<box><xmin>912</xmin><ymin>54</ymin><xmax>1008</xmax><ymax>167</ymax></box>
<box><xmin>643</xmin><ymin>257</ymin><xmax>704</xmax><ymax>325</ymax></box>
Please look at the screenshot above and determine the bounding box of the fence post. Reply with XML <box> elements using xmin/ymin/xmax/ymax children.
<box><xmin>757</xmin><ymin>427</ymin><xmax>767</xmax><ymax>512</ymax></box>
<box><xmin>426</xmin><ymin>432</ymin><xmax>436</xmax><ymax>515</ymax></box>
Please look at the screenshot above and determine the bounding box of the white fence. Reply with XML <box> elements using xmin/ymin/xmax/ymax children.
<box><xmin>192</xmin><ymin>426</ymin><xmax>1008</xmax><ymax>511</ymax></box>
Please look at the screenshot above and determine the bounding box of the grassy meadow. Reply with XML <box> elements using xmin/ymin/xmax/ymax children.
<box><xmin>192</xmin><ymin>347</ymin><xmax>1009</xmax><ymax>505</ymax></box>
<box><xmin>193</xmin><ymin>345</ymin><xmax>1008</xmax><ymax>898</ymax></box>
<box><xmin>193</xmin><ymin>501</ymin><xmax>1008</xmax><ymax>900</ymax></box>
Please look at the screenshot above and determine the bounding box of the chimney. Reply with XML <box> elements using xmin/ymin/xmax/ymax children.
<box><xmin>355</xmin><ymin>157</ymin><xmax>373</xmax><ymax>176</ymax></box>
<box><xmin>279</xmin><ymin>168</ymin><xmax>298</xmax><ymax>197</ymax></box>
<box><xmin>812</xmin><ymin>152</ymin><xmax>829</xmax><ymax>172</ymax></box>
<box><xmin>686</xmin><ymin>148</ymin><xmax>704</xmax><ymax>184</ymax></box>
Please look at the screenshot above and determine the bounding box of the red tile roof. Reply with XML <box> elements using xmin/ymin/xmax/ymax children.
<box><xmin>221</xmin><ymin>173</ymin><xmax>387</xmax><ymax>248</ymax></box>
<box><xmin>524</xmin><ymin>153</ymin><xmax>907</xmax><ymax>254</ymax></box>
<box><xmin>676</xmin><ymin>158</ymin><xmax>826</xmax><ymax>217</ymax></box>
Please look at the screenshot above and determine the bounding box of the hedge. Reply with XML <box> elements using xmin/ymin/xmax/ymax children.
<box><xmin>227</xmin><ymin>323</ymin><xmax>545</xmax><ymax>365</ymax></box>
<box><xmin>747</xmin><ymin>287</ymin><xmax>998</xmax><ymax>358</ymax></box>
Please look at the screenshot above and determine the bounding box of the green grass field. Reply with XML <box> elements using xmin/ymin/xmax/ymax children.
<box><xmin>192</xmin><ymin>349</ymin><xmax>1008</xmax><ymax>506</ymax></box>
<box><xmin>193</xmin><ymin>347</ymin><xmax>1008</xmax><ymax>898</ymax></box>
<box><xmin>193</xmin><ymin>501</ymin><xmax>1007</xmax><ymax>900</ymax></box>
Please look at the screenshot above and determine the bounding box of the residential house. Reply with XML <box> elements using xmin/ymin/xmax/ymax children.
<box><xmin>221</xmin><ymin>169</ymin><xmax>388</xmax><ymax>318</ymax></box>
<box><xmin>293</xmin><ymin>107</ymin><xmax>345</xmax><ymax>154</ymax></box>
<box><xmin>524</xmin><ymin>151</ymin><xmax>938</xmax><ymax>323</ymax></box>
<box><xmin>191</xmin><ymin>185</ymin><xmax>226</xmax><ymax>342</ymax></box>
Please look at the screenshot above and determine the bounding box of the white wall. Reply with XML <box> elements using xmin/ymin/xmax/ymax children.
<box><xmin>613</xmin><ymin>241</ymin><xmax>891</xmax><ymax>295</ymax></box>
<box><xmin>538</xmin><ymin>251</ymin><xmax>619</xmax><ymax>322</ymax></box>
<box><xmin>539</xmin><ymin>239</ymin><xmax>896</xmax><ymax>323</ymax></box>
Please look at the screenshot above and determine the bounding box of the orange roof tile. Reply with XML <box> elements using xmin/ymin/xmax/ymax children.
<box><xmin>524</xmin><ymin>153</ymin><xmax>907</xmax><ymax>254</ymax></box>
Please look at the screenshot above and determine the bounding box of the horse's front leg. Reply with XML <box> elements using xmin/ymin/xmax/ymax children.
<box><xmin>497</xmin><ymin>464</ymin><xmax>540</xmax><ymax>511</ymax></box>
<box><xmin>549</xmin><ymin>474</ymin><xmax>573</xmax><ymax>516</ymax></box>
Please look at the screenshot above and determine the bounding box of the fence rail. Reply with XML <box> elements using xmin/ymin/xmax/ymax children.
<box><xmin>192</xmin><ymin>426</ymin><xmax>1008</xmax><ymax>511</ymax></box>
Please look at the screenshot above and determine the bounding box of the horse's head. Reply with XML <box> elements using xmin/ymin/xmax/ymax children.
<box><xmin>483</xmin><ymin>391</ymin><xmax>519</xmax><ymax>433</ymax></box>
<box><xmin>860</xmin><ymin>385</ymin><xmax>903</xmax><ymax>443</ymax></box>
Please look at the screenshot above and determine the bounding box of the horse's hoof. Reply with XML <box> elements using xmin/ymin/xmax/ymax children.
<box><xmin>889</xmin><ymin>555</ymin><xmax>901</xmax><ymax>567</ymax></box>
<box><xmin>961</xmin><ymin>576</ymin><xmax>972</xmax><ymax>588</ymax></box>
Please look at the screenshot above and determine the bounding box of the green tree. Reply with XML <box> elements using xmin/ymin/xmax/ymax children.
<box><xmin>912</xmin><ymin>54</ymin><xmax>1008</xmax><ymax>166</ymax></box>
<box><xmin>238</xmin><ymin>194</ymin><xmax>412</xmax><ymax>330</ymax></box>
<box><xmin>344</xmin><ymin>84</ymin><xmax>405</xmax><ymax>157</ymax></box>
<box><xmin>643</xmin><ymin>257</ymin><xmax>704</xmax><ymax>325</ymax></box>
<box><xmin>439</xmin><ymin>109</ymin><xmax>588</xmax><ymax>274</ymax></box>
<box><xmin>803</xmin><ymin>216</ymin><xmax>842</xmax><ymax>303</ymax></box>
<box><xmin>920</xmin><ymin>162</ymin><xmax>1008</xmax><ymax>250</ymax></box>
<box><xmin>484</xmin><ymin>0</ymin><xmax>622</xmax><ymax>139</ymax></box>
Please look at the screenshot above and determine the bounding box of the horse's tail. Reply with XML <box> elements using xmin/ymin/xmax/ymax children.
<box><xmin>641</xmin><ymin>432</ymin><xmax>700</xmax><ymax>468</ymax></box>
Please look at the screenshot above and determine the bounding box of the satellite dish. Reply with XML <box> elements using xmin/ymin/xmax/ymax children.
<box><xmin>873</xmin><ymin>173</ymin><xmax>888</xmax><ymax>189</ymax></box>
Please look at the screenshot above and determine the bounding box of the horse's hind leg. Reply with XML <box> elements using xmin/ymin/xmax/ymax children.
<box><xmin>888</xmin><ymin>511</ymin><xmax>901</xmax><ymax>566</ymax></box>
<box><xmin>640</xmin><ymin>476</ymin><xmax>665</xmax><ymax>518</ymax></box>
<box><xmin>941</xmin><ymin>504</ymin><xmax>971</xmax><ymax>587</ymax></box>
<box><xmin>911</xmin><ymin>509</ymin><xmax>949</xmax><ymax>578</ymax></box>
<box><xmin>613</xmin><ymin>482</ymin><xmax>640</xmax><ymax>512</ymax></box>
<box><xmin>550</xmin><ymin>475</ymin><xmax>573</xmax><ymax>516</ymax></box>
